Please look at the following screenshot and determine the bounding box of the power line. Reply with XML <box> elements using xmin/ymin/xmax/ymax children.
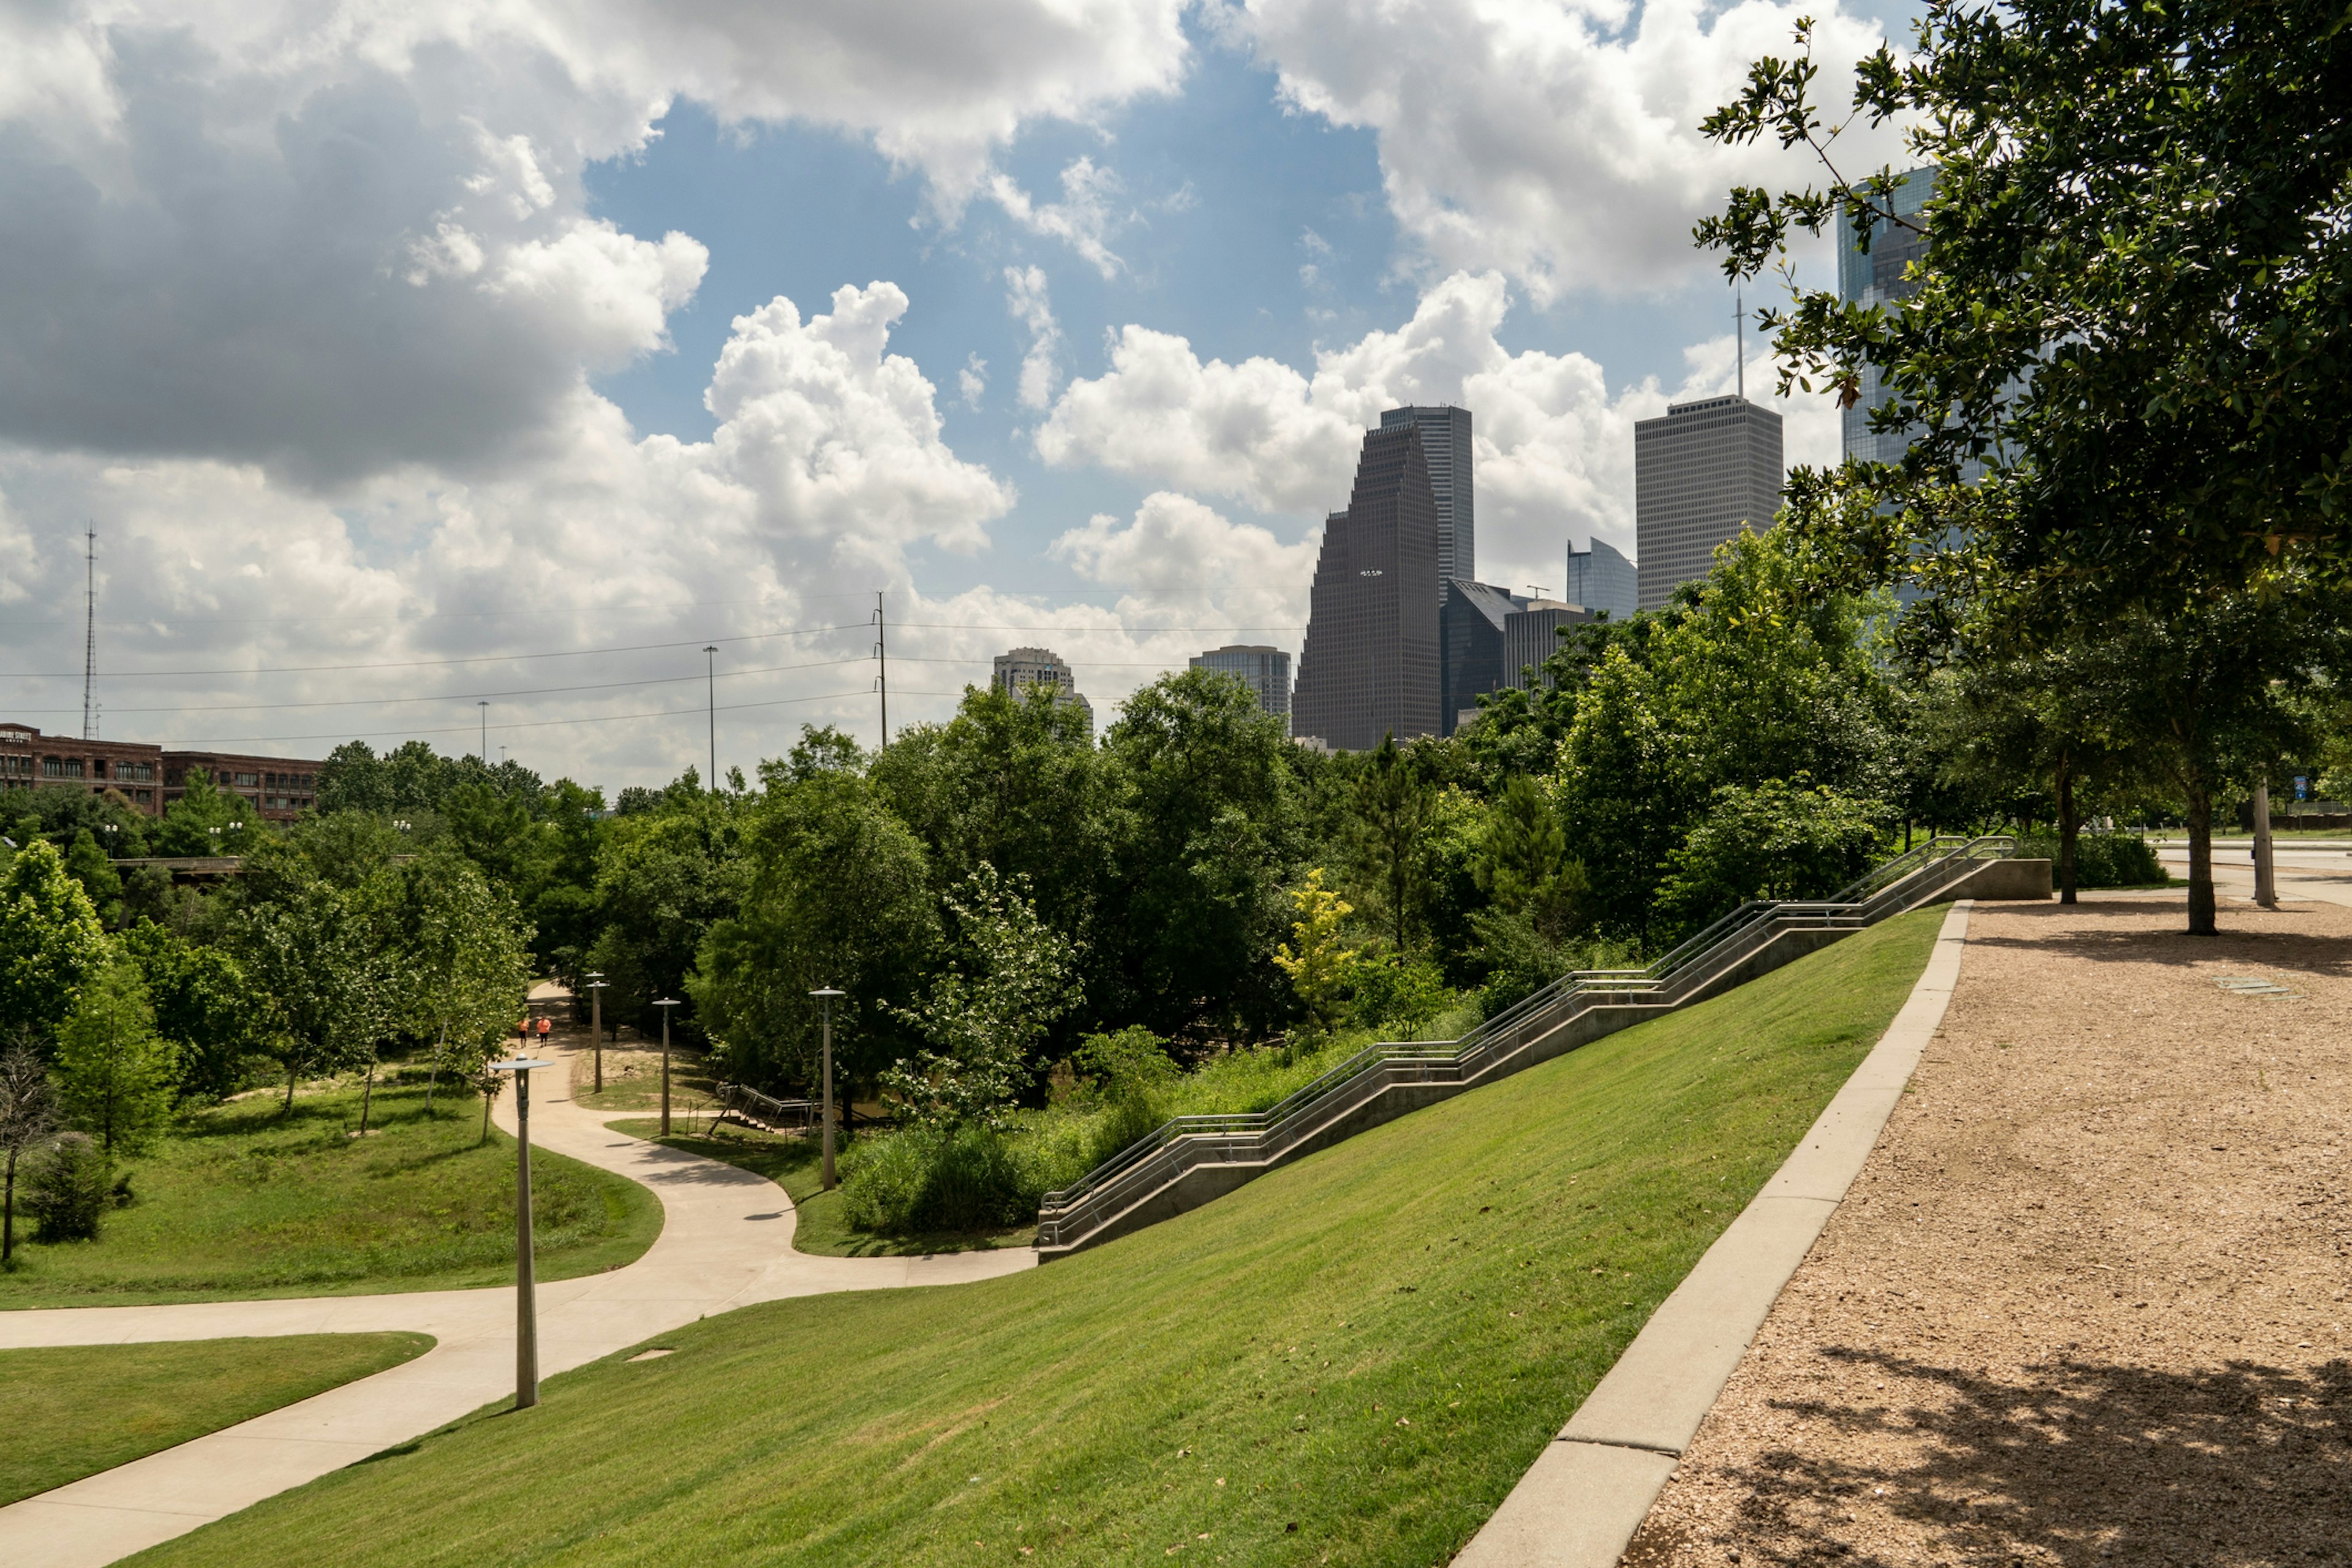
<box><xmin>0</xmin><ymin>622</ymin><xmax>870</xmax><ymax>680</ymax></box>
<box><xmin>168</xmin><ymin>689</ymin><xmax>971</xmax><ymax>748</ymax></box>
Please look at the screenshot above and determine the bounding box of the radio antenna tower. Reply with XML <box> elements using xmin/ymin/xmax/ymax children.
<box><xmin>1734</xmin><ymin>285</ymin><xmax>1746</xmax><ymax>401</ymax></box>
<box><xmin>81</xmin><ymin>526</ymin><xmax>97</xmax><ymax>741</ymax></box>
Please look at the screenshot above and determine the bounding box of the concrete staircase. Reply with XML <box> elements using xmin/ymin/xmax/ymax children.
<box><xmin>1034</xmin><ymin>835</ymin><xmax>2045</xmax><ymax>1262</ymax></box>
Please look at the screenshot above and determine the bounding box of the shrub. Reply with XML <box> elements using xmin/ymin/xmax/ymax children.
<box><xmin>23</xmin><ymin>1131</ymin><xmax>108</xmax><ymax>1243</ymax></box>
<box><xmin>839</xmin><ymin>1123</ymin><xmax>1042</xmax><ymax>1235</ymax></box>
<box><xmin>2018</xmin><ymin>831</ymin><xmax>2164</xmax><ymax>888</ymax></box>
<box><xmin>1072</xmin><ymin>1027</ymin><xmax>1177</xmax><ymax>1166</ymax></box>
<box><xmin>1653</xmin><ymin>779</ymin><xmax>1893</xmax><ymax>943</ymax></box>
<box><xmin>1346</xmin><ymin>954</ymin><xmax>1452</xmax><ymax>1036</ymax></box>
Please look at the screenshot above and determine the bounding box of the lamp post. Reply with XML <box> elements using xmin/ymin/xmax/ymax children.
<box><xmin>654</xmin><ymin>997</ymin><xmax>681</xmax><ymax>1136</ymax></box>
<box><xmin>810</xmin><ymin>987</ymin><xmax>844</xmax><ymax>1190</ymax></box>
<box><xmin>491</xmin><ymin>1055</ymin><xmax>552</xmax><ymax>1410</ymax></box>
<box><xmin>585</xmin><ymin>973</ymin><xmax>608</xmax><ymax>1094</ymax></box>
<box><xmin>704</xmin><ymin>645</ymin><xmax>719</xmax><ymax>791</ymax></box>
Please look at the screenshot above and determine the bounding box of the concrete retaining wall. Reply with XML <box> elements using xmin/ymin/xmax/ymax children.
<box><xmin>1948</xmin><ymin>858</ymin><xmax>2051</xmax><ymax>900</ymax></box>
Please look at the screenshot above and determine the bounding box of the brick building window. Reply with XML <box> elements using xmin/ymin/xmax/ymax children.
<box><xmin>42</xmin><ymin>758</ymin><xmax>83</xmax><ymax>778</ymax></box>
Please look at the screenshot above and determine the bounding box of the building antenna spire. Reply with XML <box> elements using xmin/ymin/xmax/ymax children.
<box><xmin>1735</xmin><ymin>284</ymin><xmax>1746</xmax><ymax>402</ymax></box>
<box><xmin>81</xmin><ymin>524</ymin><xmax>96</xmax><ymax>741</ymax></box>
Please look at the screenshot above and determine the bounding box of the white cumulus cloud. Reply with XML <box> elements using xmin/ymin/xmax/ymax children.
<box><xmin>1227</xmin><ymin>0</ymin><xmax>1899</xmax><ymax>300</ymax></box>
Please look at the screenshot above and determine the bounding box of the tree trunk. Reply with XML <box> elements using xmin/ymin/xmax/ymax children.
<box><xmin>2057</xmin><ymin>763</ymin><xmax>2079</xmax><ymax>906</ymax></box>
<box><xmin>481</xmin><ymin>1087</ymin><xmax>494</xmax><ymax>1145</ymax></box>
<box><xmin>425</xmin><ymin>1025</ymin><xmax>446</xmax><ymax>1114</ymax></box>
<box><xmin>357</xmin><ymin>1063</ymin><xmax>377</xmax><ymax>1137</ymax></box>
<box><xmin>2187</xmin><ymin>785</ymin><xmax>2217</xmax><ymax>936</ymax></box>
<box><xmin>3</xmin><ymin>1149</ymin><xmax>15</xmax><ymax>1264</ymax></box>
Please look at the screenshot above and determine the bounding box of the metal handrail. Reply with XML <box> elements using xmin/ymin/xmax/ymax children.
<box><xmin>713</xmin><ymin>1081</ymin><xmax>819</xmax><ymax>1130</ymax></box>
<box><xmin>1035</xmin><ymin>833</ymin><xmax>2016</xmax><ymax>1248</ymax></box>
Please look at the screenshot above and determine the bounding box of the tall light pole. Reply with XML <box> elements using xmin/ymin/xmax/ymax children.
<box><xmin>810</xmin><ymin>987</ymin><xmax>844</xmax><ymax>1190</ymax></box>
<box><xmin>704</xmin><ymin>646</ymin><xmax>718</xmax><ymax>791</ymax></box>
<box><xmin>654</xmin><ymin>997</ymin><xmax>681</xmax><ymax>1136</ymax></box>
<box><xmin>585</xmin><ymin>972</ymin><xmax>608</xmax><ymax>1094</ymax></box>
<box><xmin>492</xmin><ymin>1054</ymin><xmax>552</xmax><ymax>1410</ymax></box>
<box><xmin>2253</xmin><ymin>774</ymin><xmax>2278</xmax><ymax>909</ymax></box>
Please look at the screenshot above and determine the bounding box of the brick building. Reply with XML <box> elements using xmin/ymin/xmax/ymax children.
<box><xmin>0</xmin><ymin>724</ymin><xmax>325</xmax><ymax>822</ymax></box>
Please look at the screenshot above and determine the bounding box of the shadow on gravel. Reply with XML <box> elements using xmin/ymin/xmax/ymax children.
<box><xmin>1961</xmin><ymin>901</ymin><xmax>2352</xmax><ymax>978</ymax></box>
<box><xmin>1629</xmin><ymin>1349</ymin><xmax>2351</xmax><ymax>1566</ymax></box>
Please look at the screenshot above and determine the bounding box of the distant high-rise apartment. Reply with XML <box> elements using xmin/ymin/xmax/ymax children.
<box><xmin>1378</xmin><ymin>406</ymin><xmax>1472</xmax><ymax>594</ymax></box>
<box><xmin>1292</xmin><ymin>426</ymin><xmax>1442</xmax><ymax>750</ymax></box>
<box><xmin>1565</xmin><ymin>536</ymin><xmax>1638</xmax><ymax>621</ymax></box>
<box><xmin>1439</xmin><ymin>579</ymin><xmax>1523</xmax><ymax>736</ymax></box>
<box><xmin>1836</xmin><ymin>166</ymin><xmax>1937</xmax><ymax>466</ymax></box>
<box><xmin>1503</xmin><ymin>601</ymin><xmax>1591</xmax><ymax>688</ymax></box>
<box><xmin>1634</xmin><ymin>396</ymin><xmax>1783</xmax><ymax>611</ymax></box>
<box><xmin>993</xmin><ymin>646</ymin><xmax>1093</xmax><ymax>731</ymax></box>
<box><xmin>1190</xmin><ymin>645</ymin><xmax>1291</xmax><ymax>729</ymax></box>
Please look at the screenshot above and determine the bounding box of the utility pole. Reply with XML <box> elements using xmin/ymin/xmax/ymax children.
<box><xmin>478</xmin><ymin>701</ymin><xmax>489</xmax><ymax>765</ymax></box>
<box><xmin>873</xmin><ymin>592</ymin><xmax>889</xmax><ymax>752</ymax></box>
<box><xmin>704</xmin><ymin>645</ymin><xmax>718</xmax><ymax>790</ymax></box>
<box><xmin>81</xmin><ymin>526</ymin><xmax>96</xmax><ymax>741</ymax></box>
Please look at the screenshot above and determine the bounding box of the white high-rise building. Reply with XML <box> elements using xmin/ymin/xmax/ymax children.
<box><xmin>992</xmin><ymin>646</ymin><xmax>1093</xmax><ymax>730</ymax></box>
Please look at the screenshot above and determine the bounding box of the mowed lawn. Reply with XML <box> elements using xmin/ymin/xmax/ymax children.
<box><xmin>0</xmin><ymin>1333</ymin><xmax>433</xmax><ymax>1506</ymax></box>
<box><xmin>608</xmin><ymin>1118</ymin><xmax>1038</xmax><ymax>1257</ymax></box>
<box><xmin>138</xmin><ymin>910</ymin><xmax>1943</xmax><ymax>1568</ymax></box>
<box><xmin>0</xmin><ymin>1078</ymin><xmax>660</xmax><ymax>1308</ymax></box>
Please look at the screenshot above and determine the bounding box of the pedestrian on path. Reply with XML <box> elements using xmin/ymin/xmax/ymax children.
<box><xmin>537</xmin><ymin>1015</ymin><xmax>552</xmax><ymax>1046</ymax></box>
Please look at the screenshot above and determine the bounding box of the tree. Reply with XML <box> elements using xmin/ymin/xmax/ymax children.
<box><xmin>1272</xmin><ymin>869</ymin><xmax>1357</xmax><ymax>1044</ymax></box>
<box><xmin>1344</xmin><ymin>736</ymin><xmax>1434</xmax><ymax>954</ymax></box>
<box><xmin>1702</xmin><ymin>1</ymin><xmax>2352</xmax><ymax>605</ymax></box>
<box><xmin>1476</xmin><ymin>774</ymin><xmax>1589</xmax><ymax>943</ymax></box>
<box><xmin>584</xmin><ymin>777</ymin><xmax>744</xmax><ymax>1035</ymax></box>
<box><xmin>153</xmin><ymin>769</ymin><xmax>255</xmax><ymax>856</ymax></box>
<box><xmin>0</xmin><ymin>839</ymin><xmax>107</xmax><ymax>1045</ymax></box>
<box><xmin>692</xmin><ymin>763</ymin><xmax>937</xmax><ymax>1096</ymax></box>
<box><xmin>1652</xmin><ymin>778</ymin><xmax>1893</xmax><ymax>943</ymax></box>
<box><xmin>388</xmin><ymin>852</ymin><xmax>533</xmax><ymax>1115</ymax></box>
<box><xmin>53</xmin><ymin>956</ymin><xmax>177</xmax><ymax>1154</ymax></box>
<box><xmin>1098</xmin><ymin>671</ymin><xmax>1304</xmax><ymax>1041</ymax></box>
<box><xmin>0</xmin><ymin>1039</ymin><xmax>56</xmax><ymax>1263</ymax></box>
<box><xmin>236</xmin><ymin>879</ymin><xmax>394</xmax><ymax>1110</ymax></box>
<box><xmin>61</xmin><ymin>829</ymin><xmax>122</xmax><ymax>926</ymax></box>
<box><xmin>119</xmin><ymin>921</ymin><xmax>262</xmax><ymax>1102</ymax></box>
<box><xmin>884</xmin><ymin>865</ymin><xmax>1082</xmax><ymax>1131</ymax></box>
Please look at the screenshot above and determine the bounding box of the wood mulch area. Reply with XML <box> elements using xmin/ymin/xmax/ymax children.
<box><xmin>1622</xmin><ymin>896</ymin><xmax>2352</xmax><ymax>1567</ymax></box>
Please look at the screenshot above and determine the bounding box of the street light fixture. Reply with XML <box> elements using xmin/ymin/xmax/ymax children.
<box><xmin>584</xmin><ymin>973</ymin><xmax>608</xmax><ymax>1093</ymax></box>
<box><xmin>810</xmin><ymin>987</ymin><xmax>845</xmax><ymax>1190</ymax></box>
<box><xmin>491</xmin><ymin>1054</ymin><xmax>553</xmax><ymax>1410</ymax></box>
<box><xmin>653</xmin><ymin>997</ymin><xmax>682</xmax><ymax>1136</ymax></box>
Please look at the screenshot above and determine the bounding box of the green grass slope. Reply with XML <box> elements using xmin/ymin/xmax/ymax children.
<box><xmin>1</xmin><ymin>1333</ymin><xmax>433</xmax><ymax>1506</ymax></box>
<box><xmin>136</xmin><ymin>910</ymin><xmax>1943</xmax><ymax>1568</ymax></box>
<box><xmin>1</xmin><ymin>1079</ymin><xmax>661</xmax><ymax>1308</ymax></box>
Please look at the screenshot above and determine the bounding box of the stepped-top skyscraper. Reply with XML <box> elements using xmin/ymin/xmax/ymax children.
<box><xmin>1634</xmin><ymin>396</ymin><xmax>1783</xmax><ymax>610</ymax></box>
<box><xmin>1378</xmin><ymin>405</ymin><xmax>1472</xmax><ymax>592</ymax></box>
<box><xmin>1292</xmin><ymin>424</ymin><xmax>1442</xmax><ymax>750</ymax></box>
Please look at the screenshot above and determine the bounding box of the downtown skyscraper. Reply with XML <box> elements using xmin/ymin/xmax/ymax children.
<box><xmin>1378</xmin><ymin>405</ymin><xmax>1472</xmax><ymax>593</ymax></box>
<box><xmin>1292</xmin><ymin>424</ymin><xmax>1442</xmax><ymax>750</ymax></box>
<box><xmin>1632</xmin><ymin>396</ymin><xmax>1783</xmax><ymax>610</ymax></box>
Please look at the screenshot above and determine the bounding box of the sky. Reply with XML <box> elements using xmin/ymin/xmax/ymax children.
<box><xmin>0</xmin><ymin>0</ymin><xmax>1920</xmax><ymax>791</ymax></box>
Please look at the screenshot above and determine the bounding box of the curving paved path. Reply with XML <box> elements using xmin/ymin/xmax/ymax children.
<box><xmin>0</xmin><ymin>1037</ymin><xmax>1034</xmax><ymax>1568</ymax></box>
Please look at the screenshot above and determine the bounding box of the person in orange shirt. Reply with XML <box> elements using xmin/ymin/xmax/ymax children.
<box><xmin>536</xmin><ymin>1014</ymin><xmax>552</xmax><ymax>1045</ymax></box>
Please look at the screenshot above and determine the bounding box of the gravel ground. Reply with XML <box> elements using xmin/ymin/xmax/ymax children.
<box><xmin>1621</xmin><ymin>895</ymin><xmax>2352</xmax><ymax>1567</ymax></box>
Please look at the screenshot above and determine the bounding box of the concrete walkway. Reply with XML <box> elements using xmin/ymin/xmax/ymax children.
<box><xmin>0</xmin><ymin>1038</ymin><xmax>1033</xmax><ymax>1568</ymax></box>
